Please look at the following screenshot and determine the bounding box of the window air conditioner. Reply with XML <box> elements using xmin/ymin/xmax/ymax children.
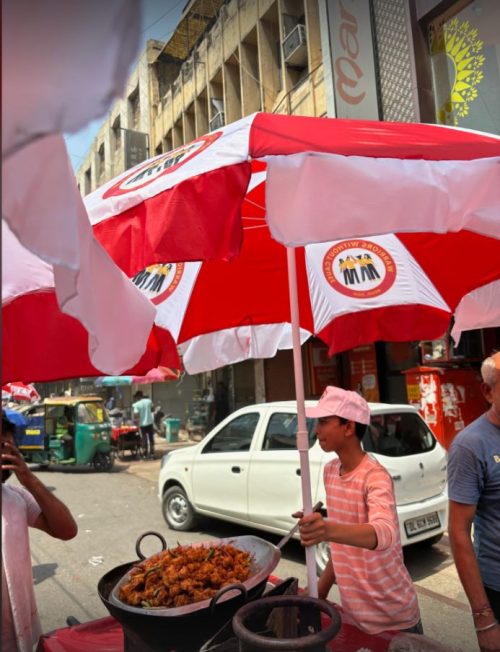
<box><xmin>282</xmin><ymin>24</ymin><xmax>307</xmax><ymax>67</ymax></box>
<box><xmin>209</xmin><ymin>111</ymin><xmax>225</xmax><ymax>131</ymax></box>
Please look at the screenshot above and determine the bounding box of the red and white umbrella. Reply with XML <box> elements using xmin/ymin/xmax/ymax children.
<box><xmin>1</xmin><ymin>0</ymin><xmax>166</xmax><ymax>379</ymax></box>
<box><xmin>89</xmin><ymin>113</ymin><xmax>499</xmax><ymax>272</ymax></box>
<box><xmin>87</xmin><ymin>113</ymin><xmax>500</xmax><ymax>591</ymax></box>
<box><xmin>87</xmin><ymin>113</ymin><xmax>500</xmax><ymax>374</ymax></box>
<box><xmin>117</xmin><ymin>172</ymin><xmax>498</xmax><ymax>376</ymax></box>
<box><xmin>131</xmin><ymin>366</ymin><xmax>181</xmax><ymax>385</ymax></box>
<box><xmin>94</xmin><ymin>367</ymin><xmax>180</xmax><ymax>387</ymax></box>
<box><xmin>1</xmin><ymin>224</ymin><xmax>181</xmax><ymax>384</ymax></box>
<box><xmin>2</xmin><ymin>382</ymin><xmax>40</xmax><ymax>403</ymax></box>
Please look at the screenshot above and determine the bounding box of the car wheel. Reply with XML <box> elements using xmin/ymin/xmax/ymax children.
<box><xmin>315</xmin><ymin>541</ymin><xmax>331</xmax><ymax>576</ymax></box>
<box><xmin>162</xmin><ymin>486</ymin><xmax>197</xmax><ymax>531</ymax></box>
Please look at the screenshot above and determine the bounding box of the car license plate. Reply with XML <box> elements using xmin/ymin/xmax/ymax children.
<box><xmin>404</xmin><ymin>512</ymin><xmax>440</xmax><ymax>538</ymax></box>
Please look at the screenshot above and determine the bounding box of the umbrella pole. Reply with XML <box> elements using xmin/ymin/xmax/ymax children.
<box><xmin>286</xmin><ymin>246</ymin><xmax>318</xmax><ymax>597</ymax></box>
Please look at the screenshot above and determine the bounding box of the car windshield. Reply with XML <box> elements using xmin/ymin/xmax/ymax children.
<box><xmin>363</xmin><ymin>412</ymin><xmax>436</xmax><ymax>456</ymax></box>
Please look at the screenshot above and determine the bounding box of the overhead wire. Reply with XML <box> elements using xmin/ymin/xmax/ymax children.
<box><xmin>142</xmin><ymin>0</ymin><xmax>184</xmax><ymax>34</ymax></box>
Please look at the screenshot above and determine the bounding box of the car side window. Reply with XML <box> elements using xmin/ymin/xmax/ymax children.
<box><xmin>262</xmin><ymin>413</ymin><xmax>316</xmax><ymax>451</ymax></box>
<box><xmin>364</xmin><ymin>413</ymin><xmax>436</xmax><ymax>456</ymax></box>
<box><xmin>202</xmin><ymin>413</ymin><xmax>259</xmax><ymax>453</ymax></box>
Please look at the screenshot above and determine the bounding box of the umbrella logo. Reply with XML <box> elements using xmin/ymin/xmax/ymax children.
<box><xmin>131</xmin><ymin>263</ymin><xmax>184</xmax><ymax>305</ymax></box>
<box><xmin>323</xmin><ymin>240</ymin><xmax>396</xmax><ymax>299</ymax></box>
<box><xmin>103</xmin><ymin>132</ymin><xmax>222</xmax><ymax>198</ymax></box>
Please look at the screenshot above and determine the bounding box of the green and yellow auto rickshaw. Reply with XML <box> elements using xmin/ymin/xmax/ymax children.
<box><xmin>17</xmin><ymin>396</ymin><xmax>113</xmax><ymax>471</ymax></box>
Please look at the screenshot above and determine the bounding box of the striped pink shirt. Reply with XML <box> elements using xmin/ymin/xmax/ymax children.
<box><xmin>324</xmin><ymin>454</ymin><xmax>420</xmax><ymax>634</ymax></box>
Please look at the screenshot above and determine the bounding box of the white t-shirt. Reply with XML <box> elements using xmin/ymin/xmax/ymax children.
<box><xmin>1</xmin><ymin>484</ymin><xmax>42</xmax><ymax>652</ymax></box>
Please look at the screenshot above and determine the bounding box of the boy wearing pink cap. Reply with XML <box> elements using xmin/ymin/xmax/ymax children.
<box><xmin>296</xmin><ymin>386</ymin><xmax>422</xmax><ymax>635</ymax></box>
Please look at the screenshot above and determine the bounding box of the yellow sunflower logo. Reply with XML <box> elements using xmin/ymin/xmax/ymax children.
<box><xmin>431</xmin><ymin>17</ymin><xmax>485</xmax><ymax>125</ymax></box>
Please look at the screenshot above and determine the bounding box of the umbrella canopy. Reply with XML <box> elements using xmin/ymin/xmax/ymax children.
<box><xmin>95</xmin><ymin>367</ymin><xmax>180</xmax><ymax>387</ymax></box>
<box><xmin>87</xmin><ymin>114</ymin><xmax>500</xmax><ymax>374</ymax></box>
<box><xmin>132</xmin><ymin>367</ymin><xmax>181</xmax><ymax>384</ymax></box>
<box><xmin>95</xmin><ymin>376</ymin><xmax>136</xmax><ymax>387</ymax></box>
<box><xmin>89</xmin><ymin>113</ymin><xmax>499</xmax><ymax>278</ymax></box>
<box><xmin>1</xmin><ymin>0</ymin><xmax>167</xmax><ymax>379</ymax></box>
<box><xmin>123</xmin><ymin>172</ymin><xmax>498</xmax><ymax>375</ymax></box>
<box><xmin>87</xmin><ymin>112</ymin><xmax>500</xmax><ymax>593</ymax></box>
<box><xmin>1</xmin><ymin>224</ymin><xmax>181</xmax><ymax>383</ymax></box>
<box><xmin>2</xmin><ymin>382</ymin><xmax>40</xmax><ymax>403</ymax></box>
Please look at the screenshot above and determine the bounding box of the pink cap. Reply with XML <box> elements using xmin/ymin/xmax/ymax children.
<box><xmin>305</xmin><ymin>386</ymin><xmax>370</xmax><ymax>425</ymax></box>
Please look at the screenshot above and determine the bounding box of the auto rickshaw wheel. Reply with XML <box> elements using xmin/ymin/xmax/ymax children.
<box><xmin>92</xmin><ymin>451</ymin><xmax>114</xmax><ymax>472</ymax></box>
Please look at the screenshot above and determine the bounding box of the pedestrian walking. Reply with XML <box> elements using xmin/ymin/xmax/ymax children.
<box><xmin>132</xmin><ymin>391</ymin><xmax>155</xmax><ymax>459</ymax></box>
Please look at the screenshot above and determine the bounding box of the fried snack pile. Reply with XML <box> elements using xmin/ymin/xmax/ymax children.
<box><xmin>118</xmin><ymin>543</ymin><xmax>253</xmax><ymax>609</ymax></box>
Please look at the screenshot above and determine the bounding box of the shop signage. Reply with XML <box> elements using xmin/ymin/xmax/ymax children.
<box><xmin>325</xmin><ymin>0</ymin><xmax>380</xmax><ymax>119</ymax></box>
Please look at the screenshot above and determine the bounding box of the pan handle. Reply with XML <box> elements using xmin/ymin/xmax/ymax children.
<box><xmin>135</xmin><ymin>531</ymin><xmax>167</xmax><ymax>560</ymax></box>
<box><xmin>210</xmin><ymin>583</ymin><xmax>248</xmax><ymax>615</ymax></box>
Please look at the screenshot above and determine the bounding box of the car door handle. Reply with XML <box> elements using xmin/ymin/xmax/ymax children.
<box><xmin>296</xmin><ymin>469</ymin><xmax>301</xmax><ymax>476</ymax></box>
<box><xmin>231</xmin><ymin>466</ymin><xmax>241</xmax><ymax>473</ymax></box>
<box><xmin>391</xmin><ymin>475</ymin><xmax>402</xmax><ymax>481</ymax></box>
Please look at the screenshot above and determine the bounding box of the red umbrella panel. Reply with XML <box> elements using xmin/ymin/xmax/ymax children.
<box><xmin>2</xmin><ymin>382</ymin><xmax>40</xmax><ymax>403</ymax></box>
<box><xmin>131</xmin><ymin>367</ymin><xmax>181</xmax><ymax>384</ymax></box>
<box><xmin>119</xmin><ymin>168</ymin><xmax>500</xmax><ymax>376</ymax></box>
<box><xmin>88</xmin><ymin>112</ymin><xmax>500</xmax><ymax>280</ymax></box>
<box><xmin>1</xmin><ymin>289</ymin><xmax>180</xmax><ymax>384</ymax></box>
<box><xmin>1</xmin><ymin>222</ymin><xmax>180</xmax><ymax>384</ymax></box>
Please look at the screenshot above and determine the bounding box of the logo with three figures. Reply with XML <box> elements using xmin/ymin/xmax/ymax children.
<box><xmin>323</xmin><ymin>240</ymin><xmax>396</xmax><ymax>299</ymax></box>
<box><xmin>131</xmin><ymin>263</ymin><xmax>184</xmax><ymax>305</ymax></box>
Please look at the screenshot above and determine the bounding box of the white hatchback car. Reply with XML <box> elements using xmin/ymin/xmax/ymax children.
<box><xmin>158</xmin><ymin>401</ymin><xmax>448</xmax><ymax>572</ymax></box>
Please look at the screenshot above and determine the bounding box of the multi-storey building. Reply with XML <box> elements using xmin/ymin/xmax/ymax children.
<box><xmin>76</xmin><ymin>0</ymin><xmax>499</xmax><ymax>436</ymax></box>
<box><xmin>75</xmin><ymin>40</ymin><xmax>163</xmax><ymax>194</ymax></box>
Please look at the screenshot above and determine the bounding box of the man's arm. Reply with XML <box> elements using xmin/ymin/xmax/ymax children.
<box><xmin>448</xmin><ymin>500</ymin><xmax>500</xmax><ymax>649</ymax></box>
<box><xmin>2</xmin><ymin>442</ymin><xmax>77</xmax><ymax>540</ymax></box>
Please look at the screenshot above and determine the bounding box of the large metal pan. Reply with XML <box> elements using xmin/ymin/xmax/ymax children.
<box><xmin>109</xmin><ymin>533</ymin><xmax>281</xmax><ymax>616</ymax></box>
<box><xmin>98</xmin><ymin>532</ymin><xmax>281</xmax><ymax>652</ymax></box>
